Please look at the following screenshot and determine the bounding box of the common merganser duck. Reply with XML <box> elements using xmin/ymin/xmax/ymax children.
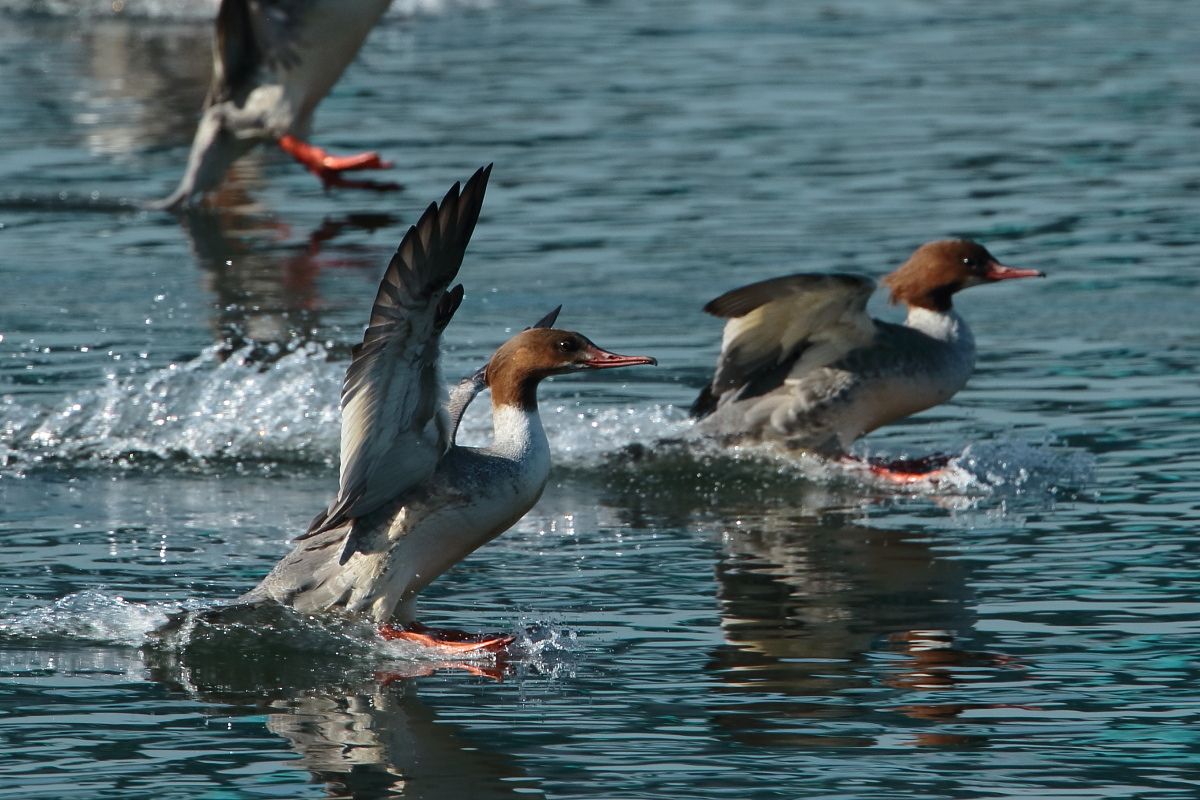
<box><xmin>690</xmin><ymin>240</ymin><xmax>1043</xmax><ymax>477</ymax></box>
<box><xmin>158</xmin><ymin>0</ymin><xmax>398</xmax><ymax>209</ymax></box>
<box><xmin>241</xmin><ymin>166</ymin><xmax>656</xmax><ymax>650</ymax></box>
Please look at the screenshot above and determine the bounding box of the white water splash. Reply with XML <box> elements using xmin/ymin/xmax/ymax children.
<box><xmin>512</xmin><ymin>617</ymin><xmax>582</xmax><ymax>656</ymax></box>
<box><xmin>1</xmin><ymin>342</ymin><xmax>1093</xmax><ymax>502</ymax></box>
<box><xmin>0</xmin><ymin>588</ymin><xmax>571</xmax><ymax>670</ymax></box>
<box><xmin>848</xmin><ymin>436</ymin><xmax>1096</xmax><ymax>498</ymax></box>
<box><xmin>3</xmin><ymin>342</ymin><xmax>343</xmax><ymax>470</ymax></box>
<box><xmin>606</xmin><ymin>427</ymin><xmax>1096</xmax><ymax>502</ymax></box>
<box><xmin>1</xmin><ymin>343</ymin><xmax>677</xmax><ymax>472</ymax></box>
<box><xmin>0</xmin><ymin>590</ymin><xmax>178</xmax><ymax>646</ymax></box>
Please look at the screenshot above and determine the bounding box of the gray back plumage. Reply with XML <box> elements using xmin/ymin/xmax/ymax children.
<box><xmin>692</xmin><ymin>273</ymin><xmax>876</xmax><ymax>418</ymax></box>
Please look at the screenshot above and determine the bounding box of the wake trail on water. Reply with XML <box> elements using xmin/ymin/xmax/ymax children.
<box><xmin>845</xmin><ymin>437</ymin><xmax>1096</xmax><ymax>498</ymax></box>
<box><xmin>612</xmin><ymin>434</ymin><xmax>1095</xmax><ymax>505</ymax></box>
<box><xmin>2</xmin><ymin>342</ymin><xmax>1092</xmax><ymax>499</ymax></box>
<box><xmin>0</xmin><ymin>341</ymin><xmax>680</xmax><ymax>472</ymax></box>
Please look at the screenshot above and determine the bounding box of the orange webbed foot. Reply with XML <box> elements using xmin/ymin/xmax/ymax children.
<box><xmin>278</xmin><ymin>135</ymin><xmax>401</xmax><ymax>192</ymax></box>
<box><xmin>378</xmin><ymin>621</ymin><xmax>516</xmax><ymax>655</ymax></box>
<box><xmin>845</xmin><ymin>453</ymin><xmax>953</xmax><ymax>484</ymax></box>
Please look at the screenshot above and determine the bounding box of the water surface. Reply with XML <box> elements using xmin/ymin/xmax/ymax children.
<box><xmin>2</xmin><ymin>0</ymin><xmax>1199</xmax><ymax>797</ymax></box>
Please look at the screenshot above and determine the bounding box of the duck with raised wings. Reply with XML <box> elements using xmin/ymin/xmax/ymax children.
<box><xmin>159</xmin><ymin>0</ymin><xmax>399</xmax><ymax>209</ymax></box>
<box><xmin>242</xmin><ymin>166</ymin><xmax>656</xmax><ymax>650</ymax></box>
<box><xmin>690</xmin><ymin>240</ymin><xmax>1043</xmax><ymax>479</ymax></box>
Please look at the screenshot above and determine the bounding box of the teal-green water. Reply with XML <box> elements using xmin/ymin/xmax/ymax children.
<box><xmin>2</xmin><ymin>1</ymin><xmax>1199</xmax><ymax>797</ymax></box>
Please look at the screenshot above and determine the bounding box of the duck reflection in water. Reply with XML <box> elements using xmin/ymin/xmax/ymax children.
<box><xmin>597</xmin><ymin>455</ymin><xmax>1026</xmax><ymax>748</ymax></box>
<box><xmin>707</xmin><ymin>510</ymin><xmax>1021</xmax><ymax>748</ymax></box>
<box><xmin>44</xmin><ymin>17</ymin><xmax>213</xmax><ymax>159</ymax></box>
<box><xmin>174</xmin><ymin>165</ymin><xmax>400</xmax><ymax>363</ymax></box>
<box><xmin>148</xmin><ymin>612</ymin><xmax>538</xmax><ymax>800</ymax></box>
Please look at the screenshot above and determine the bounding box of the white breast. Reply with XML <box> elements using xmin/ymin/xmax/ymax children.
<box><xmin>353</xmin><ymin>404</ymin><xmax>551</xmax><ymax>622</ymax></box>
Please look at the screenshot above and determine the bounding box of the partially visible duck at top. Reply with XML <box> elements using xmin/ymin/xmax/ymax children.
<box><xmin>158</xmin><ymin>0</ymin><xmax>399</xmax><ymax>210</ymax></box>
<box><xmin>689</xmin><ymin>240</ymin><xmax>1044</xmax><ymax>480</ymax></box>
<box><xmin>241</xmin><ymin>166</ymin><xmax>656</xmax><ymax>651</ymax></box>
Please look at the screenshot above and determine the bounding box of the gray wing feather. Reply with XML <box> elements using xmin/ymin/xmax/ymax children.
<box><xmin>303</xmin><ymin>165</ymin><xmax>492</xmax><ymax>540</ymax></box>
<box><xmin>209</xmin><ymin>0</ymin><xmax>306</xmax><ymax>105</ymax></box>
<box><xmin>693</xmin><ymin>273</ymin><xmax>876</xmax><ymax>416</ymax></box>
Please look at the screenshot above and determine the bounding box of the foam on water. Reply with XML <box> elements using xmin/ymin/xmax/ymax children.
<box><xmin>0</xmin><ymin>589</ymin><xmax>178</xmax><ymax>646</ymax></box>
<box><xmin>2</xmin><ymin>342</ymin><xmax>343</xmax><ymax>471</ymax></box>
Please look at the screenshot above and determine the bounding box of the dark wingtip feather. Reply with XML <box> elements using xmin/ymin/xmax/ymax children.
<box><xmin>689</xmin><ymin>384</ymin><xmax>719</xmax><ymax>419</ymax></box>
<box><xmin>436</xmin><ymin>284</ymin><xmax>465</xmax><ymax>332</ymax></box>
<box><xmin>371</xmin><ymin>166</ymin><xmax>493</xmax><ymax>323</ymax></box>
<box><xmin>454</xmin><ymin>164</ymin><xmax>492</xmax><ymax>246</ymax></box>
<box><xmin>703</xmin><ymin>273</ymin><xmax>874</xmax><ymax>318</ymax></box>
<box><xmin>305</xmin><ymin>506</ymin><xmax>330</xmax><ymax>537</ymax></box>
<box><xmin>528</xmin><ymin>305</ymin><xmax>563</xmax><ymax>330</ymax></box>
<box><xmin>701</xmin><ymin>277</ymin><xmax>800</xmax><ymax>318</ymax></box>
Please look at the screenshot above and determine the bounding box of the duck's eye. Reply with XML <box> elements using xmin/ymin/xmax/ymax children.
<box><xmin>556</xmin><ymin>338</ymin><xmax>580</xmax><ymax>352</ymax></box>
<box><xmin>962</xmin><ymin>256</ymin><xmax>976</xmax><ymax>267</ymax></box>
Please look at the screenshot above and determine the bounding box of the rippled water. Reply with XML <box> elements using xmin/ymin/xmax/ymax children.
<box><xmin>2</xmin><ymin>0</ymin><xmax>1199</xmax><ymax>797</ymax></box>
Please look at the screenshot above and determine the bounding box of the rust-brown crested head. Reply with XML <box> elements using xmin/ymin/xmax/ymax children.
<box><xmin>485</xmin><ymin>328</ymin><xmax>656</xmax><ymax>408</ymax></box>
<box><xmin>881</xmin><ymin>239</ymin><xmax>1044</xmax><ymax>312</ymax></box>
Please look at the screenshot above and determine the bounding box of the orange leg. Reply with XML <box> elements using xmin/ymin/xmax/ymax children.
<box><xmin>378</xmin><ymin>621</ymin><xmax>516</xmax><ymax>654</ymax></box>
<box><xmin>845</xmin><ymin>453</ymin><xmax>953</xmax><ymax>484</ymax></box>
<box><xmin>278</xmin><ymin>135</ymin><xmax>401</xmax><ymax>192</ymax></box>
